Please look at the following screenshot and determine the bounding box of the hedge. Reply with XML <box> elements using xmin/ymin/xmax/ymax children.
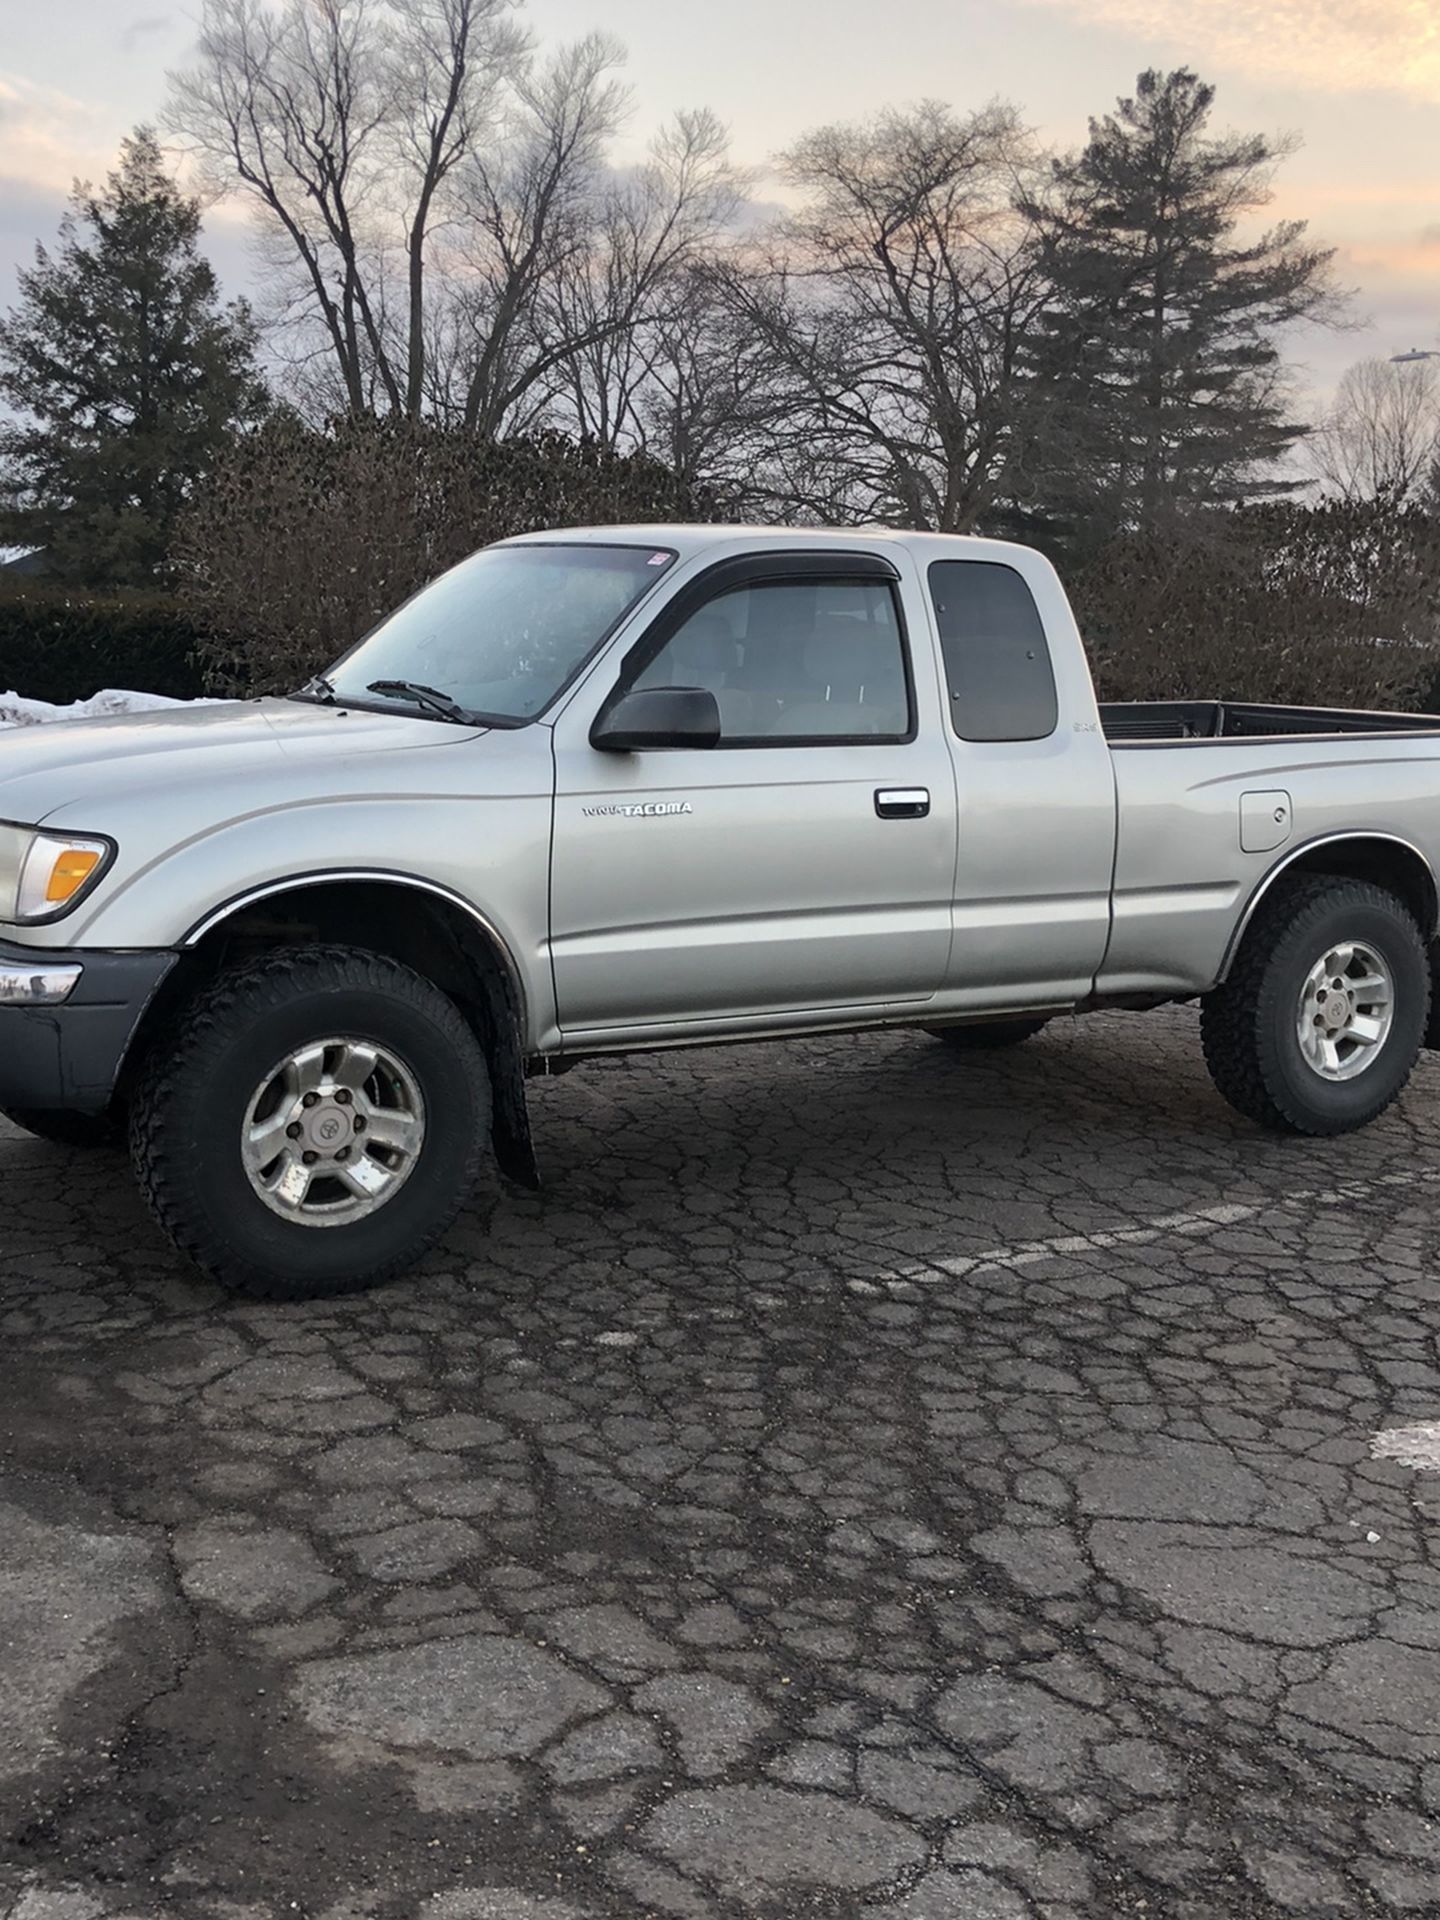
<box><xmin>176</xmin><ymin>418</ymin><xmax>718</xmax><ymax>693</ymax></box>
<box><xmin>1069</xmin><ymin>502</ymin><xmax>1440</xmax><ymax>712</ymax></box>
<box><xmin>0</xmin><ymin>583</ymin><xmax>211</xmax><ymax>704</ymax></box>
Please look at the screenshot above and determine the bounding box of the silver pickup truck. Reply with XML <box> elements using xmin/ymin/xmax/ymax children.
<box><xmin>3</xmin><ymin>524</ymin><xmax>1439</xmax><ymax>1298</ymax></box>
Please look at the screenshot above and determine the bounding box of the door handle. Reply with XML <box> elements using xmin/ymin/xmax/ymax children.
<box><xmin>875</xmin><ymin>787</ymin><xmax>930</xmax><ymax>820</ymax></box>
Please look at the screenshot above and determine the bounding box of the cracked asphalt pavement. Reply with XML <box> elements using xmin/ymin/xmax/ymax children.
<box><xmin>5</xmin><ymin>1007</ymin><xmax>1440</xmax><ymax>1920</ymax></box>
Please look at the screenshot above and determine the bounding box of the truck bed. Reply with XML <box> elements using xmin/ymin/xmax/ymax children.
<box><xmin>1100</xmin><ymin>700</ymin><xmax>1440</xmax><ymax>744</ymax></box>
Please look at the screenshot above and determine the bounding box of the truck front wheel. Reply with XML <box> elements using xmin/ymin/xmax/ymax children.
<box><xmin>1200</xmin><ymin>876</ymin><xmax>1428</xmax><ymax>1135</ymax></box>
<box><xmin>129</xmin><ymin>945</ymin><xmax>491</xmax><ymax>1299</ymax></box>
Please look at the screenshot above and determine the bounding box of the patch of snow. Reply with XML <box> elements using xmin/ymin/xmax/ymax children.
<box><xmin>0</xmin><ymin>688</ymin><xmax>192</xmax><ymax>729</ymax></box>
<box><xmin>1371</xmin><ymin>1422</ymin><xmax>1440</xmax><ymax>1473</ymax></box>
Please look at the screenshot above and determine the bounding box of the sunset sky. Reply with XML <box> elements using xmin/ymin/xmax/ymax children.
<box><xmin>1</xmin><ymin>0</ymin><xmax>1437</xmax><ymax>409</ymax></box>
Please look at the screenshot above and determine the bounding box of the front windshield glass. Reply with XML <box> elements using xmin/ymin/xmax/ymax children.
<box><xmin>323</xmin><ymin>542</ymin><xmax>676</xmax><ymax>723</ymax></box>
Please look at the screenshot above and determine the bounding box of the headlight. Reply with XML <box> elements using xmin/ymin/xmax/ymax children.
<box><xmin>0</xmin><ymin>823</ymin><xmax>115</xmax><ymax>924</ymax></box>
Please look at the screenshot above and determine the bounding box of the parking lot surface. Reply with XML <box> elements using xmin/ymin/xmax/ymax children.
<box><xmin>4</xmin><ymin>1008</ymin><xmax>1440</xmax><ymax>1920</ymax></box>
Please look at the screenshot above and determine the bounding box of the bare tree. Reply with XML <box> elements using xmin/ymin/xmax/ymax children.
<box><xmin>171</xmin><ymin>8</ymin><xmax>739</xmax><ymax>439</ymax></box>
<box><xmin>547</xmin><ymin>110</ymin><xmax>743</xmax><ymax>450</ymax></box>
<box><xmin>439</xmin><ymin>33</ymin><xmax>629</xmax><ymax>433</ymax></box>
<box><xmin>711</xmin><ymin>101</ymin><xmax>1047</xmax><ymax>529</ymax></box>
<box><xmin>626</xmin><ymin>264</ymin><xmax>778</xmax><ymax>497</ymax></box>
<box><xmin>390</xmin><ymin>0</ymin><xmax>527</xmax><ymax>412</ymax></box>
<box><xmin>168</xmin><ymin>0</ymin><xmax>528</xmax><ymax>417</ymax></box>
<box><xmin>1312</xmin><ymin>355</ymin><xmax>1440</xmax><ymax>505</ymax></box>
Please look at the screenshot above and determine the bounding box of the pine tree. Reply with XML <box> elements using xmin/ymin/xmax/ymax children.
<box><xmin>0</xmin><ymin>128</ymin><xmax>267</xmax><ymax>585</ymax></box>
<box><xmin>1014</xmin><ymin>70</ymin><xmax>1339</xmax><ymax>553</ymax></box>
<box><xmin>1423</xmin><ymin>446</ymin><xmax>1440</xmax><ymax>518</ymax></box>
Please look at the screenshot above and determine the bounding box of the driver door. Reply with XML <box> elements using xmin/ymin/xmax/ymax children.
<box><xmin>546</xmin><ymin>550</ymin><xmax>959</xmax><ymax>1040</ymax></box>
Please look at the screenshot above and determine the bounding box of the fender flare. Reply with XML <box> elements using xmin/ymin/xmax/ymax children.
<box><xmin>1218</xmin><ymin>831</ymin><xmax>1439</xmax><ymax>982</ymax></box>
<box><xmin>181</xmin><ymin>868</ymin><xmax>540</xmax><ymax>1190</ymax></box>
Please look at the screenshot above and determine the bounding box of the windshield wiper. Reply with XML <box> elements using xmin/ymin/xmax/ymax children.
<box><xmin>296</xmin><ymin>672</ymin><xmax>338</xmax><ymax>703</ymax></box>
<box><xmin>365</xmin><ymin>678</ymin><xmax>472</xmax><ymax>723</ymax></box>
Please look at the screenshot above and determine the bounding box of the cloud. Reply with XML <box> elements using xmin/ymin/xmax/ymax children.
<box><xmin>0</xmin><ymin>73</ymin><xmax>88</xmax><ymax>120</ymax></box>
<box><xmin>119</xmin><ymin>15</ymin><xmax>172</xmax><ymax>55</ymax></box>
<box><xmin>0</xmin><ymin>72</ymin><xmax>112</xmax><ymax>195</ymax></box>
<box><xmin>1018</xmin><ymin>0</ymin><xmax>1440</xmax><ymax>107</ymax></box>
<box><xmin>1279</xmin><ymin>182</ymin><xmax>1440</xmax><ymax>213</ymax></box>
<box><xmin>1346</xmin><ymin>231</ymin><xmax>1440</xmax><ymax>278</ymax></box>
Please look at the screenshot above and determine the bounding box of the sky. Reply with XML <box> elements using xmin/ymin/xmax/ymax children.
<box><xmin>0</xmin><ymin>0</ymin><xmax>1438</xmax><ymax>412</ymax></box>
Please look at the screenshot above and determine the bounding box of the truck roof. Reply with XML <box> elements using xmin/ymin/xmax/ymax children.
<box><xmin>502</xmin><ymin>523</ymin><xmax>1036</xmax><ymax>565</ymax></box>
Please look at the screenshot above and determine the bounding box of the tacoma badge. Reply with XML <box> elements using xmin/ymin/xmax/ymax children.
<box><xmin>582</xmin><ymin>801</ymin><xmax>694</xmax><ymax>818</ymax></box>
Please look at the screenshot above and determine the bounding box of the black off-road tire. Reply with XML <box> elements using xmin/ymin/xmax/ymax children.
<box><xmin>129</xmin><ymin>944</ymin><xmax>491</xmax><ymax>1300</ymax></box>
<box><xmin>926</xmin><ymin>1018</ymin><xmax>1050</xmax><ymax>1051</ymax></box>
<box><xmin>1200</xmin><ymin>875</ymin><xmax>1428</xmax><ymax>1136</ymax></box>
<box><xmin>1</xmin><ymin>1106</ymin><xmax>123</xmax><ymax>1149</ymax></box>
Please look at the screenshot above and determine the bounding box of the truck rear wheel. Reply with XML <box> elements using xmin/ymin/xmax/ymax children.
<box><xmin>1200</xmin><ymin>876</ymin><xmax>1428</xmax><ymax>1135</ymax></box>
<box><xmin>926</xmin><ymin>1018</ymin><xmax>1050</xmax><ymax>1050</ymax></box>
<box><xmin>129</xmin><ymin>945</ymin><xmax>490</xmax><ymax>1299</ymax></box>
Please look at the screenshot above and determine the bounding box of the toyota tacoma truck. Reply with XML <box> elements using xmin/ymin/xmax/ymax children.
<box><xmin>2</xmin><ymin>525</ymin><xmax>1439</xmax><ymax>1299</ymax></box>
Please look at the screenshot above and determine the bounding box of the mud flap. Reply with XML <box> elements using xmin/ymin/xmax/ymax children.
<box><xmin>447</xmin><ymin>920</ymin><xmax>541</xmax><ymax>1190</ymax></box>
<box><xmin>476</xmin><ymin>955</ymin><xmax>540</xmax><ymax>1190</ymax></box>
<box><xmin>490</xmin><ymin>1047</ymin><xmax>540</xmax><ymax>1190</ymax></box>
<box><xmin>1427</xmin><ymin>941</ymin><xmax>1440</xmax><ymax>1051</ymax></box>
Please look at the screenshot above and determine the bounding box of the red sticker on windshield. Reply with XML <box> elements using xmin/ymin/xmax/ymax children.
<box><xmin>648</xmin><ymin>552</ymin><xmax>669</xmax><ymax>565</ymax></box>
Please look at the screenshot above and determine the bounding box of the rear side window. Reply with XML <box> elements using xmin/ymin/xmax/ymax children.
<box><xmin>928</xmin><ymin>560</ymin><xmax>1058</xmax><ymax>742</ymax></box>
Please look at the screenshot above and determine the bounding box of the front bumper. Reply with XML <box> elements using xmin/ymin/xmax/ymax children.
<box><xmin>0</xmin><ymin>939</ymin><xmax>177</xmax><ymax>1113</ymax></box>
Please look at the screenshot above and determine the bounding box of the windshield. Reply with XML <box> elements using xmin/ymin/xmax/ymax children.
<box><xmin>322</xmin><ymin>542</ymin><xmax>676</xmax><ymax>723</ymax></box>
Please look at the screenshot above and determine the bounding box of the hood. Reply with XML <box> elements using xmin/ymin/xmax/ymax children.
<box><xmin>0</xmin><ymin>697</ymin><xmax>483</xmax><ymax>824</ymax></box>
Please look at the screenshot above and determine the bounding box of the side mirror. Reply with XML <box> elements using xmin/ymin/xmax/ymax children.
<box><xmin>591</xmin><ymin>685</ymin><xmax>721</xmax><ymax>752</ymax></box>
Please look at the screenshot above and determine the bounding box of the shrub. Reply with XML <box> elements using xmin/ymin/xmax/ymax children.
<box><xmin>1071</xmin><ymin>501</ymin><xmax>1440</xmax><ymax>710</ymax></box>
<box><xmin>0</xmin><ymin>581</ymin><xmax>210</xmax><ymax>703</ymax></box>
<box><xmin>175</xmin><ymin>417</ymin><xmax>715</xmax><ymax>693</ymax></box>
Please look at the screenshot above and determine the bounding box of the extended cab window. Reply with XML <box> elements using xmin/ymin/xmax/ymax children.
<box><xmin>633</xmin><ymin>578</ymin><xmax>911</xmax><ymax>744</ymax></box>
<box><xmin>929</xmin><ymin>560</ymin><xmax>1058</xmax><ymax>743</ymax></box>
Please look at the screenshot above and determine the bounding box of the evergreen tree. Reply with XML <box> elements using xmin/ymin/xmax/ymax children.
<box><xmin>0</xmin><ymin>128</ymin><xmax>267</xmax><ymax>585</ymax></box>
<box><xmin>1013</xmin><ymin>70</ymin><xmax>1339</xmax><ymax>553</ymax></box>
<box><xmin>1423</xmin><ymin>446</ymin><xmax>1440</xmax><ymax>518</ymax></box>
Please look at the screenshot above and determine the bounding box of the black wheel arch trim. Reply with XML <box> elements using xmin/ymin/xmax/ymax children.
<box><xmin>1218</xmin><ymin>832</ymin><xmax>1440</xmax><ymax>983</ymax></box>
<box><xmin>183</xmin><ymin>870</ymin><xmax>525</xmax><ymax>1010</ymax></box>
<box><xmin>178</xmin><ymin>869</ymin><xmax>538</xmax><ymax>1188</ymax></box>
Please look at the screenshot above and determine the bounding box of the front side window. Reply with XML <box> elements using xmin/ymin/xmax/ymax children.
<box><xmin>632</xmin><ymin>578</ymin><xmax>911</xmax><ymax>744</ymax></box>
<box><xmin>929</xmin><ymin>560</ymin><xmax>1058</xmax><ymax>742</ymax></box>
<box><xmin>324</xmin><ymin>543</ymin><xmax>674</xmax><ymax>723</ymax></box>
